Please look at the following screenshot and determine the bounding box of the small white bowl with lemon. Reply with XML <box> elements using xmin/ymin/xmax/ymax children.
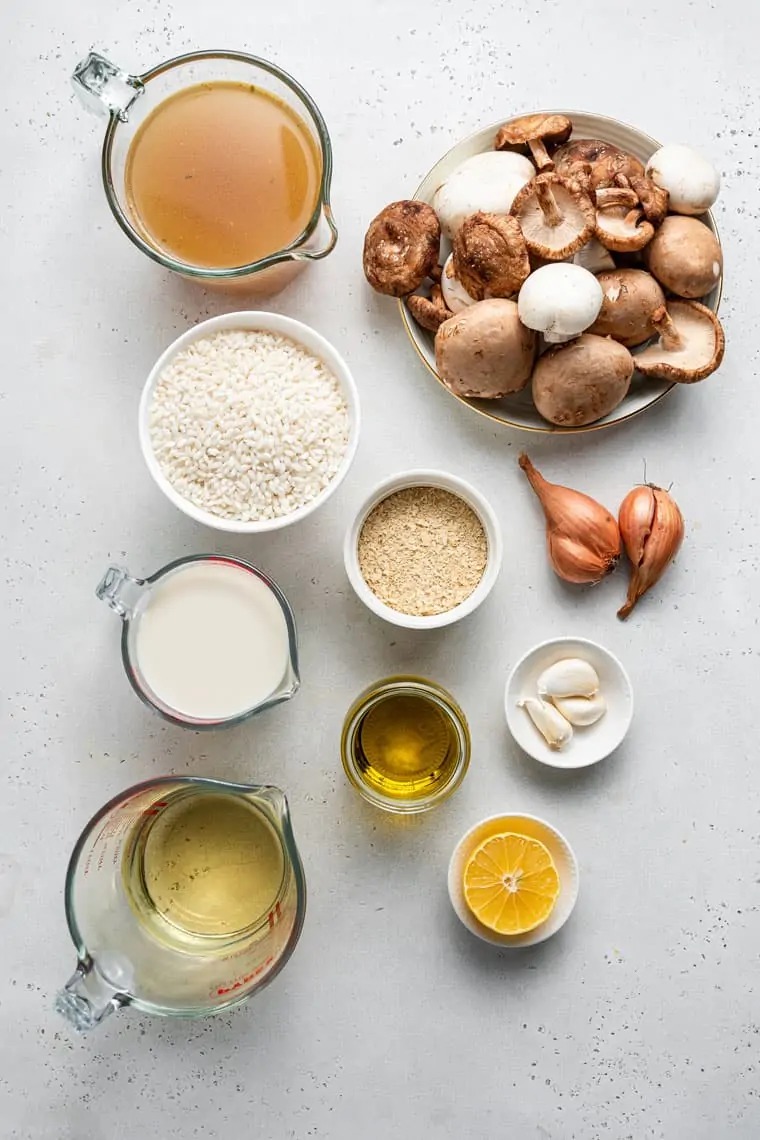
<box><xmin>448</xmin><ymin>813</ymin><xmax>579</xmax><ymax>947</ymax></box>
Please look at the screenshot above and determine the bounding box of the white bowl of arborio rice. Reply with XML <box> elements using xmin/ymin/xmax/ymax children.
<box><xmin>139</xmin><ymin>312</ymin><xmax>360</xmax><ymax>533</ymax></box>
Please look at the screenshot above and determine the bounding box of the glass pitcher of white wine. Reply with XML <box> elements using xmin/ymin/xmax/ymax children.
<box><xmin>55</xmin><ymin>777</ymin><xmax>306</xmax><ymax>1032</ymax></box>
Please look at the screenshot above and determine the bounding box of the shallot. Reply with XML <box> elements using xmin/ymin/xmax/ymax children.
<box><xmin>518</xmin><ymin>454</ymin><xmax>621</xmax><ymax>584</ymax></box>
<box><xmin>618</xmin><ymin>484</ymin><xmax>684</xmax><ymax>619</ymax></box>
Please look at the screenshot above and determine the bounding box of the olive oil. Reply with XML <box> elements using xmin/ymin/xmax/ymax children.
<box><xmin>356</xmin><ymin>695</ymin><xmax>456</xmax><ymax>799</ymax></box>
<box><xmin>123</xmin><ymin>791</ymin><xmax>285</xmax><ymax>951</ymax></box>
<box><xmin>342</xmin><ymin>678</ymin><xmax>471</xmax><ymax>811</ymax></box>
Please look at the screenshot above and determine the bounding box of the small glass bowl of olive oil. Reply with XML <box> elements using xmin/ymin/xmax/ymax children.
<box><xmin>341</xmin><ymin>676</ymin><xmax>471</xmax><ymax>814</ymax></box>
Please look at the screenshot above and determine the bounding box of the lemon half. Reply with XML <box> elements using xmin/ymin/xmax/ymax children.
<box><xmin>463</xmin><ymin>832</ymin><xmax>561</xmax><ymax>935</ymax></box>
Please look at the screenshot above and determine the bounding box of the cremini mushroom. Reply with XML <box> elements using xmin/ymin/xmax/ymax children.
<box><xmin>643</xmin><ymin>215</ymin><xmax>723</xmax><ymax>298</ymax></box>
<box><xmin>594</xmin><ymin>188</ymin><xmax>654</xmax><ymax>253</ymax></box>
<box><xmin>432</xmin><ymin>151</ymin><xmax>536</xmax><ymax>239</ymax></box>
<box><xmin>573</xmin><ymin>237</ymin><xmax>616</xmax><ymax>274</ymax></box>
<box><xmin>635</xmin><ymin>301</ymin><xmax>725</xmax><ymax>383</ymax></box>
<box><xmin>646</xmin><ymin>144</ymin><xmax>721</xmax><ymax>216</ymax></box>
<box><xmin>441</xmin><ymin>252</ymin><xmax>477</xmax><ymax>313</ymax></box>
<box><xmin>494</xmin><ymin>113</ymin><xmax>572</xmax><ymax>171</ymax></box>
<box><xmin>452</xmin><ymin>212</ymin><xmax>530</xmax><ymax>299</ymax></box>
<box><xmin>553</xmin><ymin>139</ymin><xmax>645</xmax><ymax>189</ymax></box>
<box><xmin>510</xmin><ymin>173</ymin><xmax>595</xmax><ymax>260</ymax></box>
<box><xmin>435</xmin><ymin>299</ymin><xmax>537</xmax><ymax>398</ymax></box>
<box><xmin>363</xmin><ymin>200</ymin><xmax>441</xmax><ymax>297</ymax></box>
<box><xmin>407</xmin><ymin>285</ymin><xmax>452</xmax><ymax>332</ymax></box>
<box><xmin>517</xmin><ymin>262</ymin><xmax>603</xmax><ymax>344</ymax></box>
<box><xmin>589</xmin><ymin>269</ymin><xmax>666</xmax><ymax>347</ymax></box>
<box><xmin>532</xmin><ymin>334</ymin><xmax>635</xmax><ymax>426</ymax></box>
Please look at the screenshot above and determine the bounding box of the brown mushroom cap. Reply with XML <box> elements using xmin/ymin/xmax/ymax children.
<box><xmin>553</xmin><ymin>139</ymin><xmax>645</xmax><ymax>190</ymax></box>
<box><xmin>407</xmin><ymin>285</ymin><xmax>452</xmax><ymax>332</ymax></box>
<box><xmin>532</xmin><ymin>334</ymin><xmax>635</xmax><ymax>426</ymax></box>
<box><xmin>589</xmin><ymin>269</ymin><xmax>666</xmax><ymax>347</ymax></box>
<box><xmin>452</xmin><ymin>212</ymin><xmax>530</xmax><ymax>300</ymax></box>
<box><xmin>635</xmin><ymin>301</ymin><xmax>725</xmax><ymax>383</ymax></box>
<box><xmin>510</xmin><ymin>173</ymin><xmax>595</xmax><ymax>260</ymax></box>
<box><xmin>643</xmin><ymin>215</ymin><xmax>723</xmax><ymax>299</ymax></box>
<box><xmin>435</xmin><ymin>298</ymin><xmax>537</xmax><ymax>399</ymax></box>
<box><xmin>363</xmin><ymin>200</ymin><xmax>441</xmax><ymax>297</ymax></box>
<box><xmin>595</xmin><ymin>204</ymin><xmax>654</xmax><ymax>252</ymax></box>
<box><xmin>494</xmin><ymin>113</ymin><xmax>572</xmax><ymax>171</ymax></box>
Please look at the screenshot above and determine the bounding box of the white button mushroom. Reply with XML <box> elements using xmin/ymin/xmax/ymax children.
<box><xmin>573</xmin><ymin>237</ymin><xmax>616</xmax><ymax>274</ymax></box>
<box><xmin>440</xmin><ymin>253</ymin><xmax>477</xmax><ymax>313</ymax></box>
<box><xmin>645</xmin><ymin>144</ymin><xmax>721</xmax><ymax>216</ymax></box>
<box><xmin>432</xmin><ymin>151</ymin><xmax>536</xmax><ymax>239</ymax></box>
<box><xmin>517</xmin><ymin>262</ymin><xmax>603</xmax><ymax>344</ymax></box>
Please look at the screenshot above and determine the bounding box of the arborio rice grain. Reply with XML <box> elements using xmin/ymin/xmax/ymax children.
<box><xmin>148</xmin><ymin>329</ymin><xmax>350</xmax><ymax>522</ymax></box>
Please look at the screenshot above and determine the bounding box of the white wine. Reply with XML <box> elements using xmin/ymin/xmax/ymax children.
<box><xmin>123</xmin><ymin>791</ymin><xmax>285</xmax><ymax>950</ymax></box>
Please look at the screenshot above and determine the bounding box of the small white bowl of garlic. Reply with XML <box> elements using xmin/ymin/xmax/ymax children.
<box><xmin>505</xmin><ymin>637</ymin><xmax>633</xmax><ymax>769</ymax></box>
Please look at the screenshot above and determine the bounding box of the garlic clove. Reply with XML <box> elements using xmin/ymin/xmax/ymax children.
<box><xmin>537</xmin><ymin>657</ymin><xmax>600</xmax><ymax>699</ymax></box>
<box><xmin>518</xmin><ymin>697</ymin><xmax>573</xmax><ymax>751</ymax></box>
<box><xmin>551</xmin><ymin>692</ymin><xmax>607</xmax><ymax>727</ymax></box>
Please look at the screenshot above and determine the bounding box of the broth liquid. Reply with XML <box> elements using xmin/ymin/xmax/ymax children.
<box><xmin>125</xmin><ymin>81</ymin><xmax>321</xmax><ymax>269</ymax></box>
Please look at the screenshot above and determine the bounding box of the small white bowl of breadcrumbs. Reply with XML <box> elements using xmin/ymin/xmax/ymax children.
<box><xmin>344</xmin><ymin>470</ymin><xmax>503</xmax><ymax>630</ymax></box>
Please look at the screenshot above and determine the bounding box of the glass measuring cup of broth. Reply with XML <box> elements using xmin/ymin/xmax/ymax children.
<box><xmin>96</xmin><ymin>555</ymin><xmax>299</xmax><ymax>728</ymax></box>
<box><xmin>55</xmin><ymin>778</ymin><xmax>306</xmax><ymax>1031</ymax></box>
<box><xmin>71</xmin><ymin>50</ymin><xmax>337</xmax><ymax>294</ymax></box>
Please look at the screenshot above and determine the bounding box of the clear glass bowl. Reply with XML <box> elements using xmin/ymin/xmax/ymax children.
<box><xmin>341</xmin><ymin>676</ymin><xmax>471</xmax><ymax>814</ymax></box>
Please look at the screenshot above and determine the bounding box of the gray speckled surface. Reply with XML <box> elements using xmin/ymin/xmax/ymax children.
<box><xmin>2</xmin><ymin>2</ymin><xmax>759</xmax><ymax>1137</ymax></box>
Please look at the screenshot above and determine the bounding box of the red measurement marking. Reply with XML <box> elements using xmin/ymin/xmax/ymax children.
<box><xmin>141</xmin><ymin>800</ymin><xmax>168</xmax><ymax>817</ymax></box>
<box><xmin>216</xmin><ymin>956</ymin><xmax>274</xmax><ymax>996</ymax></box>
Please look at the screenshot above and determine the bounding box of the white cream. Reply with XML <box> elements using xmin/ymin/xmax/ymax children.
<box><xmin>134</xmin><ymin>561</ymin><xmax>290</xmax><ymax>720</ymax></box>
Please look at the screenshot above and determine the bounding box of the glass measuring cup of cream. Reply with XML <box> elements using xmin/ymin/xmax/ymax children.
<box><xmin>71</xmin><ymin>50</ymin><xmax>337</xmax><ymax>294</ymax></box>
<box><xmin>96</xmin><ymin>555</ymin><xmax>299</xmax><ymax>728</ymax></box>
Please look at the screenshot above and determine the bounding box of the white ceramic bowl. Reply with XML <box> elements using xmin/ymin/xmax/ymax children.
<box><xmin>400</xmin><ymin>109</ymin><xmax>722</xmax><ymax>434</ymax></box>
<box><xmin>505</xmin><ymin>636</ymin><xmax>634</xmax><ymax>769</ymax></box>
<box><xmin>448</xmin><ymin>813</ymin><xmax>579</xmax><ymax>947</ymax></box>
<box><xmin>138</xmin><ymin>311</ymin><xmax>360</xmax><ymax>534</ymax></box>
<box><xmin>344</xmin><ymin>469</ymin><xmax>502</xmax><ymax>630</ymax></box>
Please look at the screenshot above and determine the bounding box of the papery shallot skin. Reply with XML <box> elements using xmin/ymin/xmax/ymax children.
<box><xmin>519</xmin><ymin>453</ymin><xmax>620</xmax><ymax>584</ymax></box>
<box><xmin>618</xmin><ymin>485</ymin><xmax>684</xmax><ymax>619</ymax></box>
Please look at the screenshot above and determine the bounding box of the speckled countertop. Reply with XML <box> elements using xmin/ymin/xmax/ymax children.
<box><xmin>2</xmin><ymin>2</ymin><xmax>759</xmax><ymax>1138</ymax></box>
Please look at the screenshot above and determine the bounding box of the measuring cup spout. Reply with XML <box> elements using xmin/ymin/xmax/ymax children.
<box><xmin>55</xmin><ymin>959</ymin><xmax>126</xmax><ymax>1033</ymax></box>
<box><xmin>250</xmin><ymin>785</ymin><xmax>290</xmax><ymax>822</ymax></box>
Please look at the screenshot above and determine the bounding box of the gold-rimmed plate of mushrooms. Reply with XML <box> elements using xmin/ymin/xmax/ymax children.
<box><xmin>362</xmin><ymin>110</ymin><xmax>724</xmax><ymax>433</ymax></box>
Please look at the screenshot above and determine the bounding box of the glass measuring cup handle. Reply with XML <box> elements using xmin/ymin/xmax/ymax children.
<box><xmin>55</xmin><ymin>959</ymin><xmax>126</xmax><ymax>1033</ymax></box>
<box><xmin>96</xmin><ymin>565</ymin><xmax>147</xmax><ymax>619</ymax></box>
<box><xmin>72</xmin><ymin>51</ymin><xmax>144</xmax><ymax>121</ymax></box>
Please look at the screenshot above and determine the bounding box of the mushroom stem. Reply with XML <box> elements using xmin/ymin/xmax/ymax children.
<box><xmin>650</xmin><ymin>305</ymin><xmax>683</xmax><ymax>351</ymax></box>
<box><xmin>535</xmin><ymin>181</ymin><xmax>563</xmax><ymax>227</ymax></box>
<box><xmin>567</xmin><ymin>162</ymin><xmax>594</xmax><ymax>194</ymax></box>
<box><xmin>529</xmin><ymin>138</ymin><xmax>554</xmax><ymax>171</ymax></box>
<box><xmin>624</xmin><ymin>208</ymin><xmax>645</xmax><ymax>229</ymax></box>
<box><xmin>596</xmin><ymin>187</ymin><xmax>639</xmax><ymax>209</ymax></box>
